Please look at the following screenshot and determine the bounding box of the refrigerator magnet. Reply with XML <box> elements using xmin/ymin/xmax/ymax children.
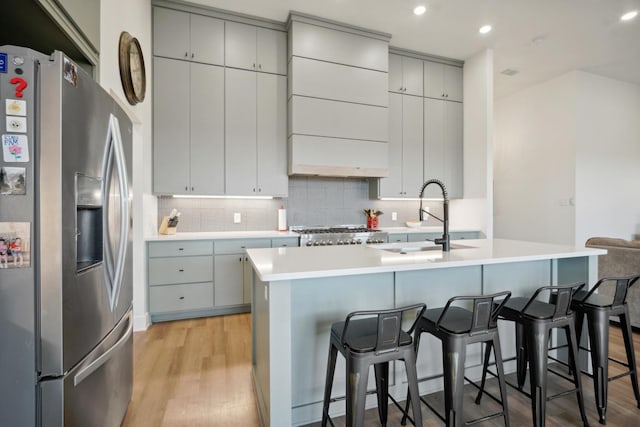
<box><xmin>0</xmin><ymin>222</ymin><xmax>30</xmax><ymax>269</ymax></box>
<box><xmin>0</xmin><ymin>167</ymin><xmax>26</xmax><ymax>195</ymax></box>
<box><xmin>2</xmin><ymin>134</ymin><xmax>29</xmax><ymax>162</ymax></box>
<box><xmin>6</xmin><ymin>99</ymin><xmax>27</xmax><ymax>116</ymax></box>
<box><xmin>6</xmin><ymin>116</ymin><xmax>27</xmax><ymax>133</ymax></box>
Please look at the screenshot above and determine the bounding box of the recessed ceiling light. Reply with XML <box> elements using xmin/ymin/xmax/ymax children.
<box><xmin>479</xmin><ymin>25</ymin><xmax>492</xmax><ymax>34</ymax></box>
<box><xmin>621</xmin><ymin>10</ymin><xmax>638</xmax><ymax>21</ymax></box>
<box><xmin>414</xmin><ymin>5</ymin><xmax>427</xmax><ymax>16</ymax></box>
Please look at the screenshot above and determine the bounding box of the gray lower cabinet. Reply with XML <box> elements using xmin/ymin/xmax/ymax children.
<box><xmin>214</xmin><ymin>254</ymin><xmax>246</xmax><ymax>306</ymax></box>
<box><xmin>424</xmin><ymin>98</ymin><xmax>463</xmax><ymax>199</ymax></box>
<box><xmin>153</xmin><ymin>58</ymin><xmax>224</xmax><ymax>195</ymax></box>
<box><xmin>387</xmin><ymin>234</ymin><xmax>409</xmax><ymax>243</ymax></box>
<box><xmin>148</xmin><ymin>241</ymin><xmax>214</xmax><ymax>321</ymax></box>
<box><xmin>225</xmin><ymin>69</ymin><xmax>287</xmax><ymax>196</ymax></box>
<box><xmin>407</xmin><ymin>231</ymin><xmax>481</xmax><ymax>242</ymax></box>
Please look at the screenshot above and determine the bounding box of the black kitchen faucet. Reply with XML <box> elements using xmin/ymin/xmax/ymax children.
<box><xmin>418</xmin><ymin>179</ymin><xmax>450</xmax><ymax>251</ymax></box>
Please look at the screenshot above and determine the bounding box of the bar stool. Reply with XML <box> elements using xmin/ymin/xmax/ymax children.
<box><xmin>321</xmin><ymin>303</ymin><xmax>426</xmax><ymax>427</ymax></box>
<box><xmin>401</xmin><ymin>291</ymin><xmax>512</xmax><ymax>427</ymax></box>
<box><xmin>571</xmin><ymin>275</ymin><xmax>640</xmax><ymax>424</ymax></box>
<box><xmin>476</xmin><ymin>283</ymin><xmax>589</xmax><ymax>427</ymax></box>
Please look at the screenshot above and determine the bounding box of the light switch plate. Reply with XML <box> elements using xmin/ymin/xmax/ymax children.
<box><xmin>391</xmin><ymin>212</ymin><xmax>397</xmax><ymax>221</ymax></box>
<box><xmin>233</xmin><ymin>212</ymin><xmax>241</xmax><ymax>223</ymax></box>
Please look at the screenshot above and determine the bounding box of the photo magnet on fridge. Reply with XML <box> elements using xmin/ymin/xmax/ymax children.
<box><xmin>0</xmin><ymin>167</ymin><xmax>26</xmax><ymax>195</ymax></box>
<box><xmin>2</xmin><ymin>134</ymin><xmax>29</xmax><ymax>162</ymax></box>
<box><xmin>0</xmin><ymin>222</ymin><xmax>30</xmax><ymax>269</ymax></box>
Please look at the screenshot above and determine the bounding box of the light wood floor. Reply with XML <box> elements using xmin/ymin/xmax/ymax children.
<box><xmin>122</xmin><ymin>314</ymin><xmax>640</xmax><ymax>426</ymax></box>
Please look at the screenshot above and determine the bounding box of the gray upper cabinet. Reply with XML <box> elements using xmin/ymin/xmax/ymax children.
<box><xmin>225</xmin><ymin>69</ymin><xmax>288</xmax><ymax>196</ymax></box>
<box><xmin>424</xmin><ymin>98</ymin><xmax>463</xmax><ymax>199</ymax></box>
<box><xmin>225</xmin><ymin>21</ymin><xmax>287</xmax><ymax>75</ymax></box>
<box><xmin>376</xmin><ymin>93</ymin><xmax>423</xmax><ymax>198</ymax></box>
<box><xmin>423</xmin><ymin>61</ymin><xmax>463</xmax><ymax>102</ymax></box>
<box><xmin>154</xmin><ymin>57</ymin><xmax>224</xmax><ymax>195</ymax></box>
<box><xmin>389</xmin><ymin>54</ymin><xmax>423</xmax><ymax>96</ymax></box>
<box><xmin>153</xmin><ymin>7</ymin><xmax>224</xmax><ymax>66</ymax></box>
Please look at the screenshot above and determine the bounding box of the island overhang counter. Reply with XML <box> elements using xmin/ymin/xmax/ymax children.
<box><xmin>246</xmin><ymin>239</ymin><xmax>606</xmax><ymax>426</ymax></box>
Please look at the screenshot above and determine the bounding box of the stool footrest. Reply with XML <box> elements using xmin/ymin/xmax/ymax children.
<box><xmin>547</xmin><ymin>387</ymin><xmax>579</xmax><ymax>401</ymax></box>
<box><xmin>328</xmin><ymin>389</ymin><xmax>378</xmax><ymax>404</ymax></box>
<box><xmin>609</xmin><ymin>371</ymin><xmax>633</xmax><ymax>382</ymax></box>
<box><xmin>464</xmin><ymin>375</ymin><xmax>504</xmax><ymax>407</ymax></box>
<box><xmin>547</xmin><ymin>367</ymin><xmax>576</xmax><ymax>383</ymax></box>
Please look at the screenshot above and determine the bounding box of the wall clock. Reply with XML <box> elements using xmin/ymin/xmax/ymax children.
<box><xmin>118</xmin><ymin>31</ymin><xmax>146</xmax><ymax>105</ymax></box>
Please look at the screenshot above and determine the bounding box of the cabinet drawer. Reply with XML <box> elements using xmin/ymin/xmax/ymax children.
<box><xmin>214</xmin><ymin>239</ymin><xmax>271</xmax><ymax>254</ymax></box>
<box><xmin>451</xmin><ymin>231</ymin><xmax>480</xmax><ymax>240</ymax></box>
<box><xmin>149</xmin><ymin>282</ymin><xmax>214</xmax><ymax>314</ymax></box>
<box><xmin>148</xmin><ymin>241</ymin><xmax>213</xmax><ymax>257</ymax></box>
<box><xmin>148</xmin><ymin>256</ymin><xmax>213</xmax><ymax>286</ymax></box>
<box><xmin>407</xmin><ymin>233</ymin><xmax>440</xmax><ymax>242</ymax></box>
<box><xmin>387</xmin><ymin>234</ymin><xmax>408</xmax><ymax>243</ymax></box>
<box><xmin>271</xmin><ymin>237</ymin><xmax>299</xmax><ymax>248</ymax></box>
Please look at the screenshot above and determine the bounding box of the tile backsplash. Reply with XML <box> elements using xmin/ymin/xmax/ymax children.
<box><xmin>157</xmin><ymin>177</ymin><xmax>444</xmax><ymax>232</ymax></box>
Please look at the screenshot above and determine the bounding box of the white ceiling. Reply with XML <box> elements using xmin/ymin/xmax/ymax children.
<box><xmin>194</xmin><ymin>0</ymin><xmax>640</xmax><ymax>98</ymax></box>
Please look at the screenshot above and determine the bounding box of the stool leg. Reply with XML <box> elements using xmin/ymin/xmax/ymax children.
<box><xmin>404</xmin><ymin>349</ymin><xmax>423</xmax><ymax>427</ymax></box>
<box><xmin>566</xmin><ymin>323</ymin><xmax>589</xmax><ymax>427</ymax></box>
<box><xmin>321</xmin><ymin>343</ymin><xmax>338</xmax><ymax>427</ymax></box>
<box><xmin>475</xmin><ymin>340</ymin><xmax>494</xmax><ymax>405</ymax></box>
<box><xmin>586</xmin><ymin>309</ymin><xmax>609</xmax><ymax>424</ymax></box>
<box><xmin>620</xmin><ymin>308</ymin><xmax>640</xmax><ymax>409</ymax></box>
<box><xmin>442</xmin><ymin>338</ymin><xmax>466</xmax><ymax>427</ymax></box>
<box><xmin>374</xmin><ymin>362</ymin><xmax>389</xmax><ymax>426</ymax></box>
<box><xmin>492</xmin><ymin>334</ymin><xmax>511</xmax><ymax>427</ymax></box>
<box><xmin>402</xmin><ymin>330</ymin><xmax>423</xmax><ymax>426</ymax></box>
<box><xmin>346</xmin><ymin>356</ymin><xmax>369</xmax><ymax>427</ymax></box>
<box><xmin>525</xmin><ymin>322</ymin><xmax>549</xmax><ymax>427</ymax></box>
<box><xmin>516</xmin><ymin>322</ymin><xmax>528</xmax><ymax>389</ymax></box>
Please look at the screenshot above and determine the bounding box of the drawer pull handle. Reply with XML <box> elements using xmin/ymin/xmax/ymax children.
<box><xmin>179</xmin><ymin>296</ymin><xmax>185</xmax><ymax>300</ymax></box>
<box><xmin>178</xmin><ymin>248</ymin><xmax>184</xmax><ymax>251</ymax></box>
<box><xmin>179</xmin><ymin>269</ymin><xmax>184</xmax><ymax>272</ymax></box>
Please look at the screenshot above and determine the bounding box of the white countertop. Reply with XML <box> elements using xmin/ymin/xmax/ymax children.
<box><xmin>246</xmin><ymin>239</ymin><xmax>606</xmax><ymax>281</ymax></box>
<box><xmin>144</xmin><ymin>226</ymin><xmax>480</xmax><ymax>241</ymax></box>
<box><xmin>145</xmin><ymin>230</ymin><xmax>299</xmax><ymax>241</ymax></box>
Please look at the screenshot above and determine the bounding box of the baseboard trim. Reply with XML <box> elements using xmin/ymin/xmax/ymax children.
<box><xmin>133</xmin><ymin>312</ymin><xmax>150</xmax><ymax>331</ymax></box>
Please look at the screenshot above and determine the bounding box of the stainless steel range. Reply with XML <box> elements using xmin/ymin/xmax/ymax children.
<box><xmin>291</xmin><ymin>225</ymin><xmax>388</xmax><ymax>247</ymax></box>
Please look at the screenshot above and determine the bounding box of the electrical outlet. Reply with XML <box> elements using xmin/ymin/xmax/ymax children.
<box><xmin>233</xmin><ymin>212</ymin><xmax>241</xmax><ymax>223</ymax></box>
<box><xmin>391</xmin><ymin>212</ymin><xmax>397</xmax><ymax>221</ymax></box>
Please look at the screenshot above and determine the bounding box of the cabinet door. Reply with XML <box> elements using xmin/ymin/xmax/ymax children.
<box><xmin>153</xmin><ymin>8</ymin><xmax>190</xmax><ymax>60</ymax></box>
<box><xmin>190</xmin><ymin>63</ymin><xmax>225</xmax><ymax>195</ymax></box>
<box><xmin>444</xmin><ymin>65</ymin><xmax>463</xmax><ymax>102</ymax></box>
<box><xmin>243</xmin><ymin>257</ymin><xmax>253</xmax><ymax>304</ymax></box>
<box><xmin>257</xmin><ymin>28</ymin><xmax>287</xmax><ymax>75</ymax></box>
<box><xmin>423</xmin><ymin>97</ymin><xmax>445</xmax><ymax>199</ymax></box>
<box><xmin>225</xmin><ymin>68</ymin><xmax>257</xmax><ymax>195</ymax></box>
<box><xmin>189</xmin><ymin>14</ymin><xmax>224</xmax><ymax>66</ymax></box>
<box><xmin>423</xmin><ymin>60</ymin><xmax>443</xmax><ymax>100</ymax></box>
<box><xmin>402</xmin><ymin>57</ymin><xmax>423</xmax><ymax>96</ymax></box>
<box><xmin>153</xmin><ymin>58</ymin><xmax>190</xmax><ymax>194</ymax></box>
<box><xmin>388</xmin><ymin>54</ymin><xmax>404</xmax><ymax>94</ymax></box>
<box><xmin>379</xmin><ymin>92</ymin><xmax>403</xmax><ymax>197</ymax></box>
<box><xmin>443</xmin><ymin>101</ymin><xmax>463</xmax><ymax>198</ymax></box>
<box><xmin>402</xmin><ymin>95</ymin><xmax>424</xmax><ymax>195</ymax></box>
<box><xmin>214</xmin><ymin>254</ymin><xmax>244</xmax><ymax>306</ymax></box>
<box><xmin>225</xmin><ymin>21</ymin><xmax>257</xmax><ymax>71</ymax></box>
<box><xmin>257</xmin><ymin>73</ymin><xmax>288</xmax><ymax>196</ymax></box>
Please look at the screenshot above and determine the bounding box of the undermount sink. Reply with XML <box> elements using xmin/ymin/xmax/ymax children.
<box><xmin>371</xmin><ymin>241</ymin><xmax>475</xmax><ymax>254</ymax></box>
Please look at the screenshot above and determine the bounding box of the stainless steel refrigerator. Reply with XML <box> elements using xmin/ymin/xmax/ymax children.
<box><xmin>0</xmin><ymin>46</ymin><xmax>133</xmax><ymax>426</ymax></box>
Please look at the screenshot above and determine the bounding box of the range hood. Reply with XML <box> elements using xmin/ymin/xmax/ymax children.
<box><xmin>287</xmin><ymin>12</ymin><xmax>391</xmax><ymax>178</ymax></box>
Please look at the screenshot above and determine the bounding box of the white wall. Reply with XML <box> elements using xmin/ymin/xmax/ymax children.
<box><xmin>451</xmin><ymin>49</ymin><xmax>493</xmax><ymax>237</ymax></box>
<box><xmin>575</xmin><ymin>72</ymin><xmax>640</xmax><ymax>244</ymax></box>
<box><xmin>494</xmin><ymin>70</ymin><xmax>640</xmax><ymax>246</ymax></box>
<box><xmin>494</xmin><ymin>72</ymin><xmax>578</xmax><ymax>245</ymax></box>
<box><xmin>100</xmin><ymin>0</ymin><xmax>155</xmax><ymax>331</ymax></box>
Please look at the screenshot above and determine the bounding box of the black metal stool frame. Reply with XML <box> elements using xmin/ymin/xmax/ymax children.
<box><xmin>556</xmin><ymin>275</ymin><xmax>640</xmax><ymax>425</ymax></box>
<box><xmin>476</xmin><ymin>283</ymin><xmax>590</xmax><ymax>427</ymax></box>
<box><xmin>401</xmin><ymin>291</ymin><xmax>512</xmax><ymax>427</ymax></box>
<box><xmin>321</xmin><ymin>303</ymin><xmax>426</xmax><ymax>427</ymax></box>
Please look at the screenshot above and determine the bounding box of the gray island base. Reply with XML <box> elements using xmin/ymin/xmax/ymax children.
<box><xmin>246</xmin><ymin>239</ymin><xmax>605</xmax><ymax>426</ymax></box>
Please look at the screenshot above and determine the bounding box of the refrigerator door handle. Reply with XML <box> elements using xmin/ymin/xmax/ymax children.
<box><xmin>110</xmin><ymin>115</ymin><xmax>130</xmax><ymax>311</ymax></box>
<box><xmin>101</xmin><ymin>114</ymin><xmax>130</xmax><ymax>311</ymax></box>
<box><xmin>73</xmin><ymin>311</ymin><xmax>133</xmax><ymax>386</ymax></box>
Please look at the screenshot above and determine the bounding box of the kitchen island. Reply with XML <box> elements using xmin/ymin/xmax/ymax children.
<box><xmin>246</xmin><ymin>239</ymin><xmax>606</xmax><ymax>426</ymax></box>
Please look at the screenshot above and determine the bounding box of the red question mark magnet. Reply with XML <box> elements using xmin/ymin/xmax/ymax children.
<box><xmin>10</xmin><ymin>77</ymin><xmax>28</xmax><ymax>98</ymax></box>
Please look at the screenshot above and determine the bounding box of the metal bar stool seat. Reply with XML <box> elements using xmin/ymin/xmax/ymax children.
<box><xmin>570</xmin><ymin>275</ymin><xmax>640</xmax><ymax>425</ymax></box>
<box><xmin>476</xmin><ymin>283</ymin><xmax>590</xmax><ymax>427</ymax></box>
<box><xmin>321</xmin><ymin>303</ymin><xmax>426</xmax><ymax>427</ymax></box>
<box><xmin>402</xmin><ymin>291</ymin><xmax>512</xmax><ymax>427</ymax></box>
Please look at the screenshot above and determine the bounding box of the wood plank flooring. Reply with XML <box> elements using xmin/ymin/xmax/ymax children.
<box><xmin>122</xmin><ymin>314</ymin><xmax>640</xmax><ymax>426</ymax></box>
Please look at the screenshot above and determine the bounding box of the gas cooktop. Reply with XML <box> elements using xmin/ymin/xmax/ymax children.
<box><xmin>290</xmin><ymin>225</ymin><xmax>388</xmax><ymax>247</ymax></box>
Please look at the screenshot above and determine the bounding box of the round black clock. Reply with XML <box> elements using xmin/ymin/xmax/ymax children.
<box><xmin>118</xmin><ymin>31</ymin><xmax>146</xmax><ymax>105</ymax></box>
